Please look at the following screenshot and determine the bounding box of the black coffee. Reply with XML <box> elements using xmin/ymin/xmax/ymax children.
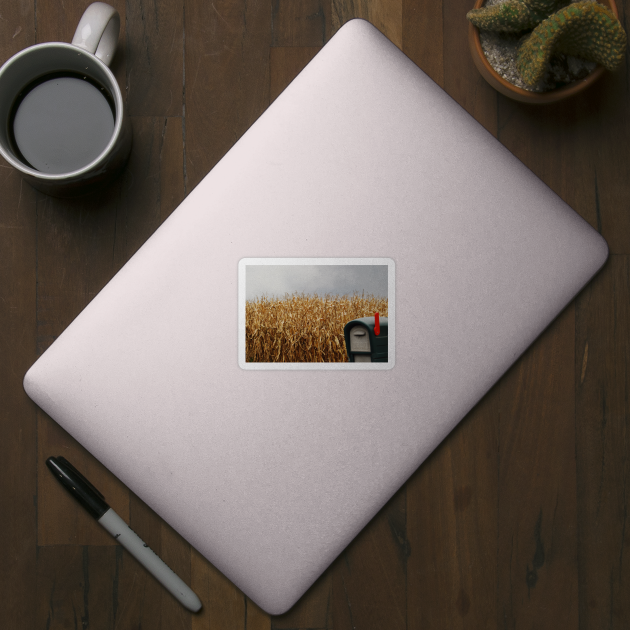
<box><xmin>10</xmin><ymin>73</ymin><xmax>115</xmax><ymax>174</ymax></box>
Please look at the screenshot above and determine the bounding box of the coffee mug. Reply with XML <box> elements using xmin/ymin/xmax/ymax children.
<box><xmin>0</xmin><ymin>2</ymin><xmax>132</xmax><ymax>197</ymax></box>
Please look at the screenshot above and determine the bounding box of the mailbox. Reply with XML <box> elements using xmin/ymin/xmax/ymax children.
<box><xmin>343</xmin><ymin>314</ymin><xmax>388</xmax><ymax>363</ymax></box>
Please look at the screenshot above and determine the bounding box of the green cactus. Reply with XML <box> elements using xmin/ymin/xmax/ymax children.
<box><xmin>516</xmin><ymin>1</ymin><xmax>627</xmax><ymax>85</ymax></box>
<box><xmin>467</xmin><ymin>0</ymin><xmax>568</xmax><ymax>33</ymax></box>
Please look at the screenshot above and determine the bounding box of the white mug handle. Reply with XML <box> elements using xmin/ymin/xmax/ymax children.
<box><xmin>71</xmin><ymin>2</ymin><xmax>120</xmax><ymax>67</ymax></box>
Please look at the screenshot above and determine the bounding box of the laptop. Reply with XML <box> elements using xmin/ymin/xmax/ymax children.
<box><xmin>23</xmin><ymin>19</ymin><xmax>608</xmax><ymax>614</ymax></box>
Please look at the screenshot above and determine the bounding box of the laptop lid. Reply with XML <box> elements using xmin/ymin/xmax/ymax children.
<box><xmin>24</xmin><ymin>19</ymin><xmax>608</xmax><ymax>614</ymax></box>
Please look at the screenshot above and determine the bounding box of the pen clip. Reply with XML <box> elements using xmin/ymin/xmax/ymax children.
<box><xmin>53</xmin><ymin>456</ymin><xmax>106</xmax><ymax>501</ymax></box>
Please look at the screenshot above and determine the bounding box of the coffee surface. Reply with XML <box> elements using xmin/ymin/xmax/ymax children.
<box><xmin>12</xmin><ymin>74</ymin><xmax>115</xmax><ymax>174</ymax></box>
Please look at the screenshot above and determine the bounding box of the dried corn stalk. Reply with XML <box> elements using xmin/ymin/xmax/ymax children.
<box><xmin>245</xmin><ymin>292</ymin><xmax>388</xmax><ymax>363</ymax></box>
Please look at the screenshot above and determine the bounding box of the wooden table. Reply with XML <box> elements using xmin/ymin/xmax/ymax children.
<box><xmin>1</xmin><ymin>1</ymin><xmax>628</xmax><ymax>628</ymax></box>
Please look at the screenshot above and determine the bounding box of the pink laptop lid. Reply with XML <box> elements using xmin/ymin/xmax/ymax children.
<box><xmin>24</xmin><ymin>19</ymin><xmax>607</xmax><ymax>614</ymax></box>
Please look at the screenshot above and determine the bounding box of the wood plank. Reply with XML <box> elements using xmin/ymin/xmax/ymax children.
<box><xmin>188</xmin><ymin>543</ymin><xmax>270</xmax><ymax>629</ymax></box>
<box><xmin>491</xmin><ymin>28</ymin><xmax>626</xmax><ymax>627</ymax></box>
<box><xmin>402</xmin><ymin>0</ymin><xmax>444</xmax><ymax>88</ymax></box>
<box><xmin>271</xmin><ymin>0</ymin><xmax>332</xmax><ymax>46</ymax></box>
<box><xmin>32</xmin><ymin>0</ymin><xmax>127</xmax><ymax>356</ymax></box>
<box><xmin>0</xmin><ymin>132</ymin><xmax>38</xmax><ymax>630</ymax></box>
<box><xmin>184</xmin><ymin>0</ymin><xmax>272</xmax><ymax>192</ymax></box>
<box><xmin>190</xmin><ymin>548</ymin><xmax>247</xmax><ymax>630</ymax></box>
<box><xmin>35</xmin><ymin>0</ymin><xmax>127</xmax><ymax>94</ymax></box>
<box><xmin>407</xmin><ymin>393</ymin><xmax>499</xmax><ymax>629</ymax></box>
<box><xmin>497</xmin><ymin>305</ymin><xmax>578</xmax><ymax>628</ymax></box>
<box><xmin>0</xmin><ymin>4</ymin><xmax>38</xmax><ymax>629</ymax></box>
<box><xmin>583</xmin><ymin>71</ymin><xmax>630</xmax><ymax>254</ymax></box>
<box><xmin>108</xmin><ymin>494</ymin><xmax>193</xmax><ymax>629</ymax></box>
<box><xmin>496</xmin><ymin>97</ymin><xmax>598</xmax><ymax>222</ymax></box>
<box><xmin>0</xmin><ymin>0</ymin><xmax>36</xmax><ymax>56</ymax></box>
<box><xmin>331</xmin><ymin>0</ymin><xmax>403</xmax><ymax>48</ymax></box>
<box><xmin>159</xmin><ymin>117</ymin><xmax>187</xmax><ymax>220</ymax></box>
<box><xmin>37</xmin><ymin>416</ymin><xmax>129</xmax><ymax>546</ymax></box>
<box><xmin>270</xmin><ymin>47</ymin><xmax>321</xmax><ymax>103</ymax></box>
<box><xmin>112</xmin><ymin>116</ymin><xmax>185</xmax><ymax>270</ymax></box>
<box><xmin>575</xmin><ymin>255</ymin><xmax>630</xmax><ymax>629</ymax></box>
<box><xmin>33</xmin><ymin>187</ymin><xmax>120</xmax><ymax>355</ymax></box>
<box><xmin>330</xmin><ymin>485</ymin><xmax>407</xmax><ymax>630</ymax></box>
<box><xmin>493</xmin><ymin>60</ymin><xmax>629</xmax><ymax>255</ymax></box>
<box><xmin>157</xmin><ymin>517</ymin><xmax>196</xmax><ymax>629</ymax></box>
<box><xmin>247</xmin><ymin>599</ymin><xmax>272</xmax><ymax>630</ymax></box>
<box><xmin>112</xmin><ymin>537</ymin><xmax>195</xmax><ymax>629</ymax></box>
<box><xmin>443</xmin><ymin>0</ymin><xmax>497</xmax><ymax>131</ymax></box>
<box><xmin>36</xmin><ymin>545</ymin><xmax>118</xmax><ymax>630</ymax></box>
<box><xmin>2</xmin><ymin>1</ymin><xmax>624</xmax><ymax>628</ymax></box>
<box><xmin>271</xmin><ymin>573</ymin><xmax>332</xmax><ymax>629</ymax></box>
<box><xmin>36</xmin><ymin>0</ymin><xmax>123</xmax><ymax>45</ymax></box>
<box><xmin>126</xmin><ymin>0</ymin><xmax>184</xmax><ymax>117</ymax></box>
<box><xmin>491</xmin><ymin>63</ymin><xmax>615</xmax><ymax>630</ymax></box>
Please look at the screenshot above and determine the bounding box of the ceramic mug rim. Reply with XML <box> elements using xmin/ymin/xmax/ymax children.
<box><xmin>0</xmin><ymin>41</ymin><xmax>125</xmax><ymax>181</ymax></box>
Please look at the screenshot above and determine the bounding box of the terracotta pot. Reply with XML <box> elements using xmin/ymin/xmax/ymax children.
<box><xmin>468</xmin><ymin>0</ymin><xmax>619</xmax><ymax>103</ymax></box>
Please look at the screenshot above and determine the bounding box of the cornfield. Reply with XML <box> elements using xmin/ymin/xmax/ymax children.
<box><xmin>246</xmin><ymin>293</ymin><xmax>388</xmax><ymax>362</ymax></box>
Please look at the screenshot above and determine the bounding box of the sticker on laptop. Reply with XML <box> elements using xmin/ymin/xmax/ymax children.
<box><xmin>238</xmin><ymin>258</ymin><xmax>394</xmax><ymax>370</ymax></box>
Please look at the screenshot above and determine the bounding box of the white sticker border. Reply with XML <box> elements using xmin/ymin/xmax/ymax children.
<box><xmin>238</xmin><ymin>258</ymin><xmax>395</xmax><ymax>370</ymax></box>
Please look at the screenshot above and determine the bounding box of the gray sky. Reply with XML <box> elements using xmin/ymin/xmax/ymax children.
<box><xmin>246</xmin><ymin>265</ymin><xmax>387</xmax><ymax>301</ymax></box>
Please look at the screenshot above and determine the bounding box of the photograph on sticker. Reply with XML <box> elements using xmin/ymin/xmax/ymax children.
<box><xmin>242</xmin><ymin>262</ymin><xmax>389</xmax><ymax>364</ymax></box>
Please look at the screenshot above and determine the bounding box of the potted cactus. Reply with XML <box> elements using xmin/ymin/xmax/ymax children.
<box><xmin>467</xmin><ymin>0</ymin><xmax>627</xmax><ymax>103</ymax></box>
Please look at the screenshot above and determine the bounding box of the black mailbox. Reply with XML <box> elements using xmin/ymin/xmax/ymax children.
<box><xmin>343</xmin><ymin>314</ymin><xmax>388</xmax><ymax>363</ymax></box>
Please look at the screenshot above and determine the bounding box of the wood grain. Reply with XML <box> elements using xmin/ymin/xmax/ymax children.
<box><xmin>492</xmin><ymin>52</ymin><xmax>630</xmax><ymax>257</ymax></box>
<box><xmin>125</xmin><ymin>0</ymin><xmax>184</xmax><ymax>117</ymax></box>
<box><xmin>271</xmin><ymin>573</ymin><xmax>332</xmax><ymax>629</ymax></box>
<box><xmin>403</xmin><ymin>0</ymin><xmax>444</xmax><ymax>88</ymax></box>
<box><xmin>36</xmin><ymin>545</ymin><xmax>119</xmax><ymax>630</ymax></box>
<box><xmin>0</xmin><ymin>4</ymin><xmax>38</xmax><ymax>629</ymax></box>
<box><xmin>114</xmin><ymin>495</ymin><xmax>193</xmax><ymax>629</ymax></box>
<box><xmin>270</xmin><ymin>47</ymin><xmax>322</xmax><ymax>103</ymax></box>
<box><xmin>190</xmin><ymin>549</ymin><xmax>248</xmax><ymax>630</ymax></box>
<box><xmin>407</xmin><ymin>392</ymin><xmax>499</xmax><ymax>629</ymax></box>
<box><xmin>332</xmin><ymin>0</ymin><xmax>403</xmax><ymax>48</ymax></box>
<box><xmin>1</xmin><ymin>0</ymin><xmax>629</xmax><ymax>627</ymax></box>
<box><xmin>35</xmin><ymin>0</ymin><xmax>127</xmax><ymax>96</ymax></box>
<box><xmin>331</xmin><ymin>486</ymin><xmax>408</xmax><ymax>630</ymax></box>
<box><xmin>576</xmin><ymin>256</ymin><xmax>630</xmax><ymax>629</ymax></box>
<box><xmin>583</xmin><ymin>71</ymin><xmax>630</xmax><ymax>254</ymax></box>
<box><xmin>271</xmin><ymin>0</ymin><xmax>332</xmax><ymax>46</ymax></box>
<box><xmin>0</xmin><ymin>147</ymin><xmax>38</xmax><ymax>630</ymax></box>
<box><xmin>37</xmin><ymin>416</ymin><xmax>129</xmax><ymax>546</ymax></box>
<box><xmin>497</xmin><ymin>304</ymin><xmax>579</xmax><ymax>629</ymax></box>
<box><xmin>443</xmin><ymin>0</ymin><xmax>498</xmax><ymax>131</ymax></box>
<box><xmin>184</xmin><ymin>0</ymin><xmax>271</xmax><ymax>191</ymax></box>
<box><xmin>111</xmin><ymin>116</ymin><xmax>185</xmax><ymax>269</ymax></box>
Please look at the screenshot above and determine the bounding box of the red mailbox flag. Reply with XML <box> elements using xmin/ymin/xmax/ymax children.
<box><xmin>374</xmin><ymin>312</ymin><xmax>380</xmax><ymax>336</ymax></box>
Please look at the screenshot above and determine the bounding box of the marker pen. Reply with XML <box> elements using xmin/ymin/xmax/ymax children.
<box><xmin>46</xmin><ymin>456</ymin><xmax>202</xmax><ymax>613</ymax></box>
